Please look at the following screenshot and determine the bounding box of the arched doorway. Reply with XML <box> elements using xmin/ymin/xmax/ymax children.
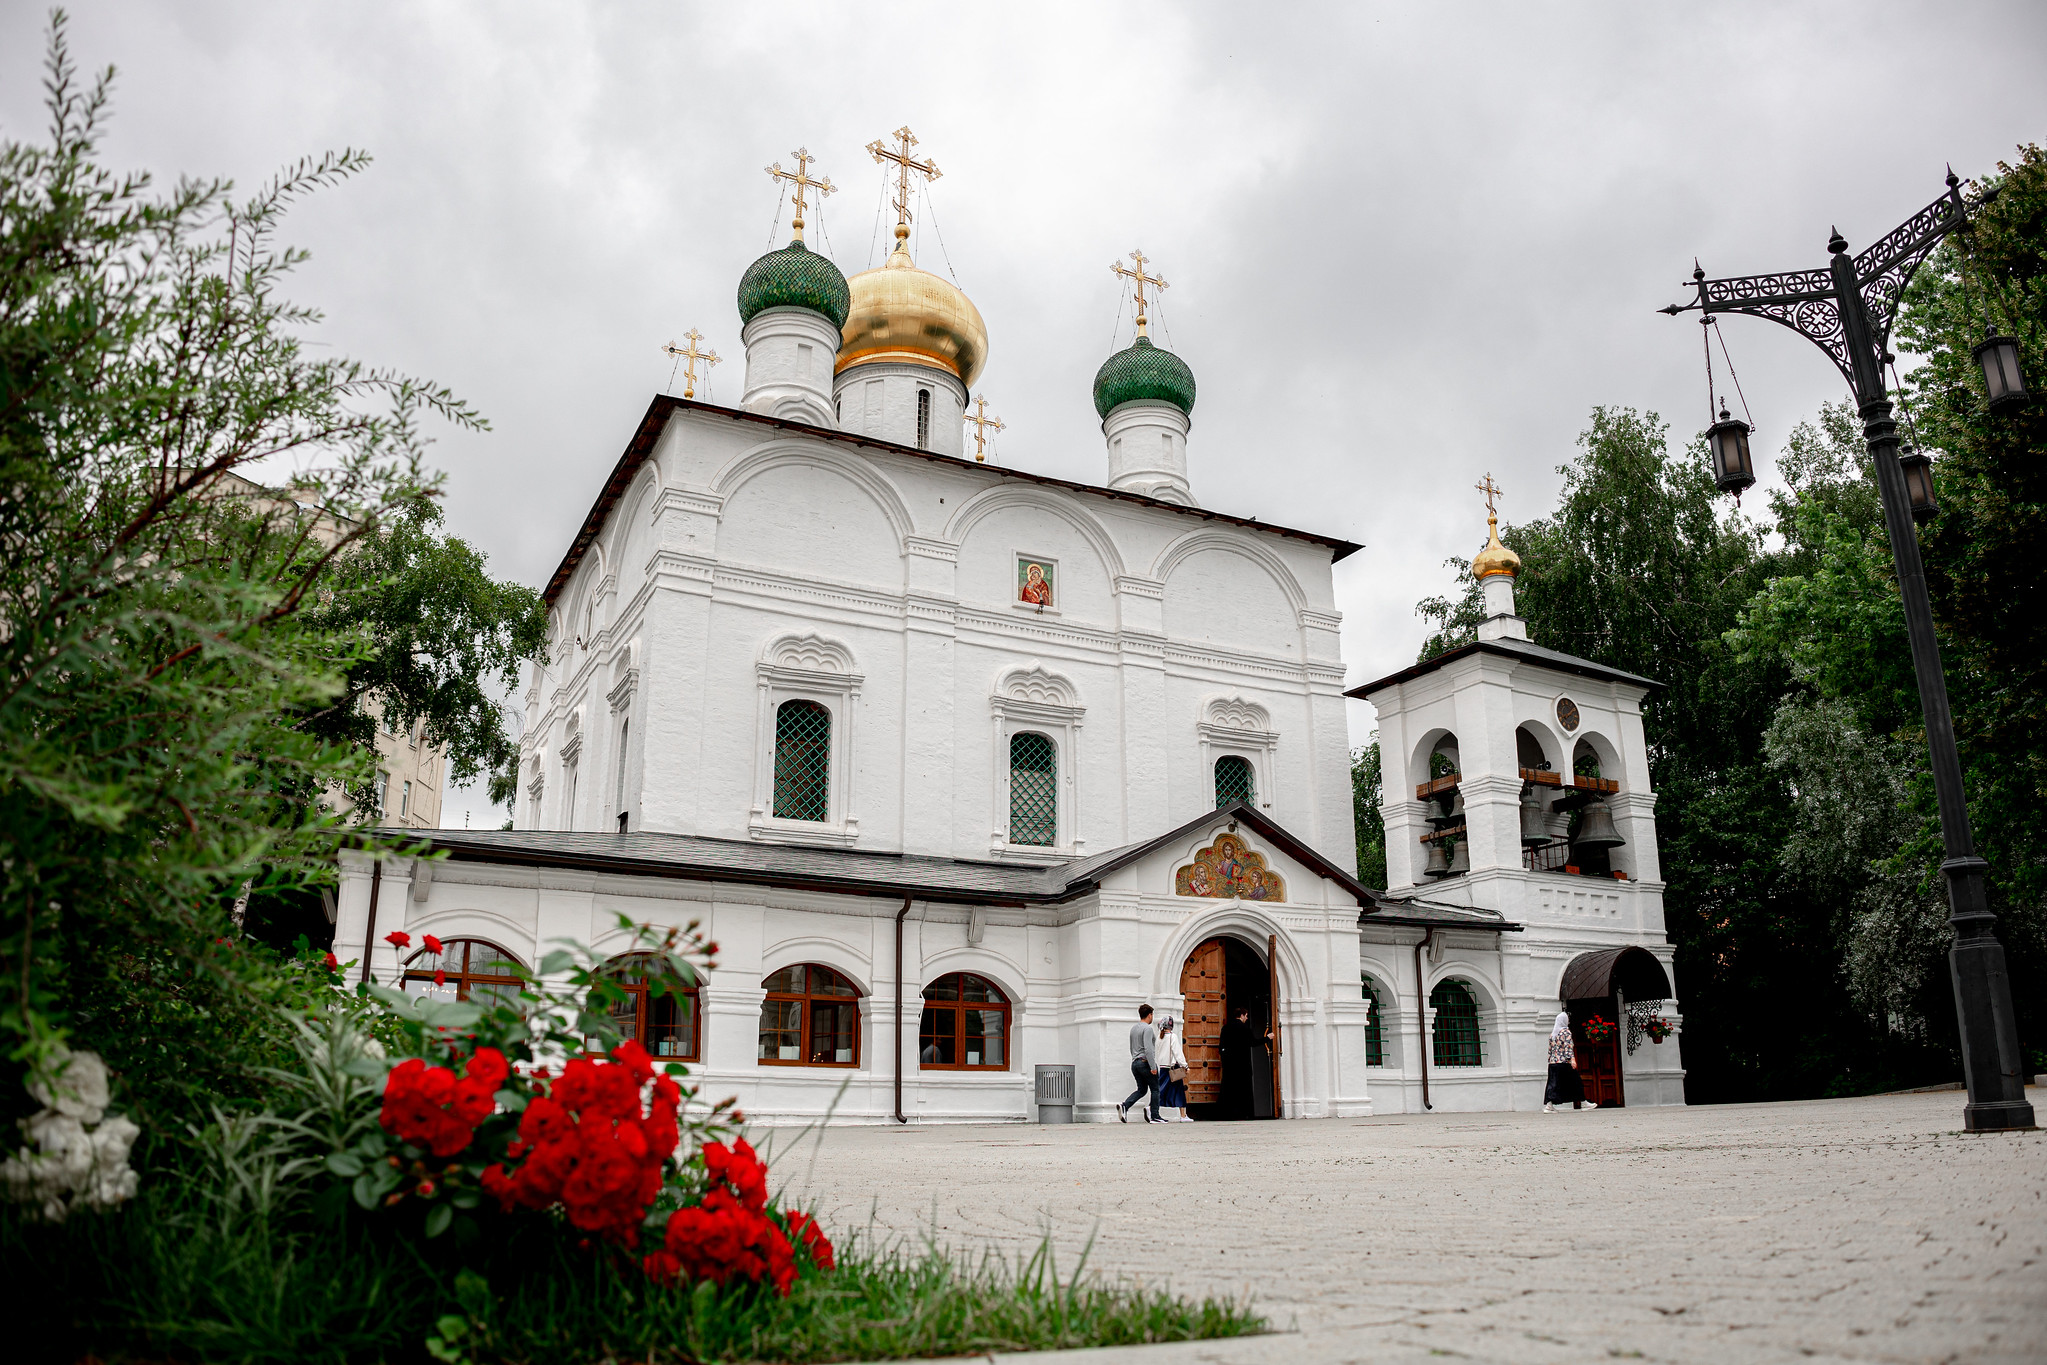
<box><xmin>1179</xmin><ymin>935</ymin><xmax>1277</xmax><ymax>1120</ymax></box>
<box><xmin>1559</xmin><ymin>946</ymin><xmax>1673</xmax><ymax>1108</ymax></box>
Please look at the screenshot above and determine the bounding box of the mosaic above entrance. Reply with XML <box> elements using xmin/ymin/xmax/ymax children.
<box><xmin>1174</xmin><ymin>833</ymin><xmax>1286</xmax><ymax>901</ymax></box>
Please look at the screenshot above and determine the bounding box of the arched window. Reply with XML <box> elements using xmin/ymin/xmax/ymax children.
<box><xmin>758</xmin><ymin>964</ymin><xmax>860</xmax><ymax>1066</ymax></box>
<box><xmin>1362</xmin><ymin>976</ymin><xmax>1385</xmax><ymax>1067</ymax></box>
<box><xmin>1009</xmin><ymin>732</ymin><xmax>1057</xmax><ymax>846</ymax></box>
<box><xmin>599</xmin><ymin>953</ymin><xmax>701</xmax><ymax>1061</ymax></box>
<box><xmin>1214</xmin><ymin>755</ymin><xmax>1255</xmax><ymax>808</ymax></box>
<box><xmin>402</xmin><ymin>939</ymin><xmax>525</xmax><ymax>1012</ymax></box>
<box><xmin>772</xmin><ymin>700</ymin><xmax>831</xmax><ymax>821</ymax></box>
<box><xmin>1430</xmin><ymin>980</ymin><xmax>1483</xmax><ymax>1067</ymax></box>
<box><xmin>919</xmin><ymin>973</ymin><xmax>1011</xmax><ymax>1070</ymax></box>
<box><xmin>916</xmin><ymin>388</ymin><xmax>932</xmax><ymax>448</ymax></box>
<box><xmin>615</xmin><ymin>718</ymin><xmax>630</xmax><ymax>832</ymax></box>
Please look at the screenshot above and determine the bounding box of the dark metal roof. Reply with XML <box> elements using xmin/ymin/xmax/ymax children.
<box><xmin>542</xmin><ymin>396</ymin><xmax>1362</xmax><ymax>607</ymax></box>
<box><xmin>1359</xmin><ymin>891</ymin><xmax>1523</xmax><ymax>933</ymax></box>
<box><xmin>407</xmin><ymin>802</ymin><xmax>1373</xmax><ymax>911</ymax></box>
<box><xmin>1559</xmin><ymin>945</ymin><xmax>1671</xmax><ymax>1001</ymax></box>
<box><xmin>1346</xmin><ymin>635</ymin><xmax>1661</xmax><ymax>700</ymax></box>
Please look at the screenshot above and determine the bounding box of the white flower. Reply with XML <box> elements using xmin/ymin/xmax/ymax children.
<box><xmin>25</xmin><ymin>1046</ymin><xmax>109</xmax><ymax>1125</ymax></box>
<box><xmin>1</xmin><ymin>1049</ymin><xmax>139</xmax><ymax>1222</ymax></box>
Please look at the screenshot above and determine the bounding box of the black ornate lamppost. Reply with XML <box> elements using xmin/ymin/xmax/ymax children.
<box><xmin>1663</xmin><ymin>172</ymin><xmax>2035</xmax><ymax>1133</ymax></box>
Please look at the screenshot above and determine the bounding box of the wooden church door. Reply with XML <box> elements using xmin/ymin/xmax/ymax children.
<box><xmin>1573</xmin><ymin>1013</ymin><xmax>1624</xmax><ymax>1107</ymax></box>
<box><xmin>1179</xmin><ymin>938</ymin><xmax>1226</xmax><ymax>1106</ymax></box>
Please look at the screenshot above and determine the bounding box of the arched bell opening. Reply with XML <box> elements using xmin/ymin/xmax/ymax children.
<box><xmin>1516</xmin><ymin>725</ymin><xmax>1565</xmax><ymax>869</ymax></box>
<box><xmin>1414</xmin><ymin>731</ymin><xmax>1467</xmax><ymax>880</ymax></box>
<box><xmin>1177</xmin><ymin>933</ymin><xmax>1280</xmax><ymax>1121</ymax></box>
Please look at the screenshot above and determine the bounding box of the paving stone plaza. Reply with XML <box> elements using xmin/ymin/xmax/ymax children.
<box><xmin>777</xmin><ymin>1089</ymin><xmax>2045</xmax><ymax>1364</ymax></box>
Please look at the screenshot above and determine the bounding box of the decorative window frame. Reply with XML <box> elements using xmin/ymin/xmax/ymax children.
<box><xmin>1010</xmin><ymin>550</ymin><xmax>1062</xmax><ymax>618</ymax></box>
<box><xmin>750</xmin><ymin>633</ymin><xmax>862</xmax><ymax>846</ymax></box>
<box><xmin>989</xmin><ymin>663</ymin><xmax>1084</xmax><ymax>862</ymax></box>
<box><xmin>1198</xmin><ymin>696</ymin><xmax>1278</xmax><ymax>811</ymax></box>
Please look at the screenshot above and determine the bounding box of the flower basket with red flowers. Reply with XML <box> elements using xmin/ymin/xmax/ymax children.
<box><xmin>1580</xmin><ymin>1014</ymin><xmax>1617</xmax><ymax>1044</ymax></box>
<box><xmin>1638</xmin><ymin>1014</ymin><xmax>1677</xmax><ymax>1044</ymax></box>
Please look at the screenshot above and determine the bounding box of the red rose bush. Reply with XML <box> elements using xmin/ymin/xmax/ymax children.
<box><xmin>328</xmin><ymin>915</ymin><xmax>833</xmax><ymax>1294</ymax></box>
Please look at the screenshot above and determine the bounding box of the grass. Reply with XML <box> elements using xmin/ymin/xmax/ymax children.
<box><xmin>1</xmin><ymin>1178</ymin><xmax>1264</xmax><ymax>1363</ymax></box>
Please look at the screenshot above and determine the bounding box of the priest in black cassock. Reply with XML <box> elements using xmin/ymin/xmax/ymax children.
<box><xmin>1219</xmin><ymin>1006</ymin><xmax>1259</xmax><ymax>1120</ymax></box>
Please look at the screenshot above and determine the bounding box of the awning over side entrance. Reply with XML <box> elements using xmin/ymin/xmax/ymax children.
<box><xmin>1560</xmin><ymin>945</ymin><xmax>1671</xmax><ymax>1002</ymax></box>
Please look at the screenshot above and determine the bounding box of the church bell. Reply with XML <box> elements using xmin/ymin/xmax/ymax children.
<box><xmin>1422</xmin><ymin>838</ymin><xmax>1452</xmax><ymax>878</ymax></box>
<box><xmin>1572</xmin><ymin>799</ymin><xmax>1625</xmax><ymax>852</ymax></box>
<box><xmin>1521</xmin><ymin>788</ymin><xmax>1552</xmax><ymax>846</ymax></box>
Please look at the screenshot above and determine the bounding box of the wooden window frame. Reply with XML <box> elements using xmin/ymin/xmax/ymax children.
<box><xmin>401</xmin><ymin>938</ymin><xmax>525</xmax><ymax>1005</ymax></box>
<box><xmin>599</xmin><ymin>953</ymin><xmax>703</xmax><ymax>1063</ymax></box>
<box><xmin>918</xmin><ymin>972</ymin><xmax>1012</xmax><ymax>1071</ymax></box>
<box><xmin>757</xmin><ymin>964</ymin><xmax>862</xmax><ymax>1068</ymax></box>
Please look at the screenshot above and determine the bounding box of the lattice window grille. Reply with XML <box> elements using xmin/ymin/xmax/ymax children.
<box><xmin>1008</xmin><ymin>731</ymin><xmax>1058</xmax><ymax>847</ymax></box>
<box><xmin>1214</xmin><ymin>755</ymin><xmax>1256</xmax><ymax>808</ymax></box>
<box><xmin>1430</xmin><ymin>981</ymin><xmax>1484</xmax><ymax>1067</ymax></box>
<box><xmin>1362</xmin><ymin>977</ymin><xmax>1385</xmax><ymax>1067</ymax></box>
<box><xmin>773</xmin><ymin>700</ymin><xmax>832</xmax><ymax>822</ymax></box>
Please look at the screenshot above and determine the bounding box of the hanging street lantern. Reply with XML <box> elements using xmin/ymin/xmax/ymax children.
<box><xmin>1898</xmin><ymin>447</ymin><xmax>1938</xmax><ymax>523</ymax></box>
<box><xmin>1707</xmin><ymin>402</ymin><xmax>1755</xmax><ymax>497</ymax></box>
<box><xmin>1972</xmin><ymin>327</ymin><xmax>2029</xmax><ymax>413</ymax></box>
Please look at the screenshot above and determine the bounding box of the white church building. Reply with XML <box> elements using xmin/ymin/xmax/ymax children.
<box><xmin>334</xmin><ymin>154</ymin><xmax>1685</xmax><ymax>1121</ymax></box>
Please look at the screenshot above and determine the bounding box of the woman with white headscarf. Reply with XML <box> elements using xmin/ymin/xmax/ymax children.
<box><xmin>1155</xmin><ymin>1015</ymin><xmax>1192</xmax><ymax>1121</ymax></box>
<box><xmin>1542</xmin><ymin>1011</ymin><xmax>1594</xmax><ymax>1112</ymax></box>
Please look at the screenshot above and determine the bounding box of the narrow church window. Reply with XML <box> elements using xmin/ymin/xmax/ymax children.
<box><xmin>615</xmin><ymin>719</ymin><xmax>630</xmax><ymax>822</ymax></box>
<box><xmin>402</xmin><ymin>939</ymin><xmax>525</xmax><ymax>1013</ymax></box>
<box><xmin>1214</xmin><ymin>755</ymin><xmax>1255</xmax><ymax>808</ymax></box>
<box><xmin>596</xmin><ymin>953</ymin><xmax>700</xmax><ymax>1061</ymax></box>
<box><xmin>916</xmin><ymin>388</ymin><xmax>931</xmax><ymax>448</ymax></box>
<box><xmin>758</xmin><ymin>964</ymin><xmax>859</xmax><ymax>1066</ymax></box>
<box><xmin>772</xmin><ymin>700</ymin><xmax>831</xmax><ymax>821</ymax></box>
<box><xmin>1008</xmin><ymin>732</ymin><xmax>1057</xmax><ymax>846</ymax></box>
<box><xmin>1362</xmin><ymin>977</ymin><xmax>1385</xmax><ymax>1066</ymax></box>
<box><xmin>1430</xmin><ymin>980</ymin><xmax>1483</xmax><ymax>1067</ymax></box>
<box><xmin>919</xmin><ymin>972</ymin><xmax>1010</xmax><ymax>1069</ymax></box>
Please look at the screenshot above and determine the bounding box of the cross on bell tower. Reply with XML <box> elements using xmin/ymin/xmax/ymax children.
<box><xmin>1111</xmin><ymin>248</ymin><xmax>1168</xmax><ymax>339</ymax></box>
<box><xmin>866</xmin><ymin>126</ymin><xmax>941</xmax><ymax>248</ymax></box>
<box><xmin>765</xmin><ymin>148</ymin><xmax>835</xmax><ymax>244</ymax></box>
<box><xmin>965</xmin><ymin>394</ymin><xmax>1004</xmax><ymax>463</ymax></box>
<box><xmin>662</xmin><ymin>329</ymin><xmax>721</xmax><ymax>400</ymax></box>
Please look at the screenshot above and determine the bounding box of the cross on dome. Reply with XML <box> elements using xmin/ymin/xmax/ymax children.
<box><xmin>1111</xmin><ymin>249</ymin><xmax>1168</xmax><ymax>339</ymax></box>
<box><xmin>662</xmin><ymin>329</ymin><xmax>721</xmax><ymax>399</ymax></box>
<box><xmin>867</xmin><ymin>126</ymin><xmax>942</xmax><ymax>247</ymax></box>
<box><xmin>966</xmin><ymin>394</ymin><xmax>1004</xmax><ymax>463</ymax></box>
<box><xmin>1475</xmin><ymin>472</ymin><xmax>1502</xmax><ymax>518</ymax></box>
<box><xmin>765</xmin><ymin>148</ymin><xmax>835</xmax><ymax>244</ymax></box>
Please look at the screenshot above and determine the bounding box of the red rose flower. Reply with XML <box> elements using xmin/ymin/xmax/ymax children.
<box><xmin>482</xmin><ymin>1053</ymin><xmax>679</xmax><ymax>1245</ymax></box>
<box><xmin>322</xmin><ymin>952</ymin><xmax>340</xmax><ymax>971</ymax></box>
<box><xmin>422</xmin><ymin>934</ymin><xmax>444</xmax><ymax>954</ymax></box>
<box><xmin>379</xmin><ymin>1056</ymin><xmax>497</xmax><ymax>1157</ymax></box>
<box><xmin>783</xmin><ymin>1210</ymin><xmax>835</xmax><ymax>1271</ymax></box>
<box><xmin>385</xmin><ymin>931</ymin><xmax>412</xmax><ymax>948</ymax></box>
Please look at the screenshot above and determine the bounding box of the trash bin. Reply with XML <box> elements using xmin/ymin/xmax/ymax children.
<box><xmin>1035</xmin><ymin>1064</ymin><xmax>1075</xmax><ymax>1124</ymax></box>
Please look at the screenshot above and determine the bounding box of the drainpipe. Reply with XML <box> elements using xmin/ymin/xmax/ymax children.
<box><xmin>1413</xmin><ymin>927</ymin><xmax>1435</xmax><ymax>1111</ymax></box>
<box><xmin>894</xmin><ymin>897</ymin><xmax>911</xmax><ymax>1124</ymax></box>
<box><xmin>358</xmin><ymin>861</ymin><xmax>384</xmax><ymax>985</ymax></box>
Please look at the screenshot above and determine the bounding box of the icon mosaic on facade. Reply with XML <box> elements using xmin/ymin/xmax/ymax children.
<box><xmin>1174</xmin><ymin>832</ymin><xmax>1285</xmax><ymax>901</ymax></box>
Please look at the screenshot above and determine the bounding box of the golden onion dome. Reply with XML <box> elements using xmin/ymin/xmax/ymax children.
<box><xmin>837</xmin><ymin>233</ymin><xmax>988</xmax><ymax>386</ymax></box>
<box><xmin>1472</xmin><ymin>515</ymin><xmax>1521</xmax><ymax>580</ymax></box>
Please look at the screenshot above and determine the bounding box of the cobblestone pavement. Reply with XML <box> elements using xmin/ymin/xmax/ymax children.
<box><xmin>771</xmin><ymin>1088</ymin><xmax>2045</xmax><ymax>1364</ymax></box>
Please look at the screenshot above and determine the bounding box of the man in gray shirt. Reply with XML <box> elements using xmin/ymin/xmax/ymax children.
<box><xmin>1118</xmin><ymin>1004</ymin><xmax>1161</xmax><ymax>1123</ymax></box>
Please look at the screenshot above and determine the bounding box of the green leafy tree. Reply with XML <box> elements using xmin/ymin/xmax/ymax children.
<box><xmin>1351</xmin><ymin>740</ymin><xmax>1387</xmax><ymax>889</ymax></box>
<box><xmin>0</xmin><ymin>20</ymin><xmax>477</xmax><ymax>1117</ymax></box>
<box><xmin>298</xmin><ymin>500</ymin><xmax>545</xmax><ymax>810</ymax></box>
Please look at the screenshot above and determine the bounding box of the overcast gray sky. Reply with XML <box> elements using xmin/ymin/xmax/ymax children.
<box><xmin>5</xmin><ymin>2</ymin><xmax>2043</xmax><ymax>828</ymax></box>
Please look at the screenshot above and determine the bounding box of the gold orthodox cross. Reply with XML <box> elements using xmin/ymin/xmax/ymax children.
<box><xmin>765</xmin><ymin>147</ymin><xmax>834</xmax><ymax>243</ymax></box>
<box><xmin>662</xmin><ymin>329</ymin><xmax>721</xmax><ymax>399</ymax></box>
<box><xmin>1111</xmin><ymin>248</ymin><xmax>1168</xmax><ymax>338</ymax></box>
<box><xmin>966</xmin><ymin>394</ymin><xmax>1005</xmax><ymax>463</ymax></box>
<box><xmin>1475</xmin><ymin>472</ymin><xmax>1502</xmax><ymax>518</ymax></box>
<box><xmin>867</xmin><ymin>126</ymin><xmax>941</xmax><ymax>244</ymax></box>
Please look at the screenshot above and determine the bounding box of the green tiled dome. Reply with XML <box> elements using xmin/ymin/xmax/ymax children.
<box><xmin>737</xmin><ymin>239</ymin><xmax>850</xmax><ymax>329</ymax></box>
<box><xmin>1092</xmin><ymin>336</ymin><xmax>1196</xmax><ymax>419</ymax></box>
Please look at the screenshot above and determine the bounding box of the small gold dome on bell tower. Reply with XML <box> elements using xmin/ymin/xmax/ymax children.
<box><xmin>836</xmin><ymin>227</ymin><xmax>989</xmax><ymax>385</ymax></box>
